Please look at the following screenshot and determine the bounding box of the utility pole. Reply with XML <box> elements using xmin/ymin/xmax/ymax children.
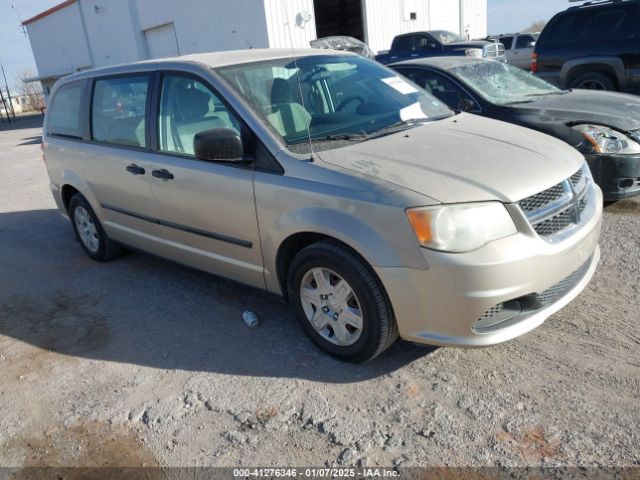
<box><xmin>10</xmin><ymin>3</ymin><xmax>28</xmax><ymax>38</ymax></box>
<box><xmin>0</xmin><ymin>87</ymin><xmax>11</xmax><ymax>124</ymax></box>
<box><xmin>1</xmin><ymin>64</ymin><xmax>16</xmax><ymax>121</ymax></box>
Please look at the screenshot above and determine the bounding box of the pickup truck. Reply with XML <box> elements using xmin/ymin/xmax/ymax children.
<box><xmin>376</xmin><ymin>30</ymin><xmax>505</xmax><ymax>65</ymax></box>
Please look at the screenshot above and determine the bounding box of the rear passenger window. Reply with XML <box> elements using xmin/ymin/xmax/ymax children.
<box><xmin>158</xmin><ymin>75</ymin><xmax>241</xmax><ymax>157</ymax></box>
<box><xmin>91</xmin><ymin>76</ymin><xmax>149</xmax><ymax>148</ymax></box>
<box><xmin>48</xmin><ymin>81</ymin><xmax>84</xmax><ymax>138</ymax></box>
<box><xmin>585</xmin><ymin>8</ymin><xmax>630</xmax><ymax>39</ymax></box>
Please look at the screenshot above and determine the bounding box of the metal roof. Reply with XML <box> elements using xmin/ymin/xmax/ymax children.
<box><xmin>22</xmin><ymin>0</ymin><xmax>77</xmax><ymax>26</ymax></box>
<box><xmin>56</xmin><ymin>48</ymin><xmax>350</xmax><ymax>84</ymax></box>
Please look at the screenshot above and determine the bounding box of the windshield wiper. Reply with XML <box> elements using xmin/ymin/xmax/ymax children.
<box><xmin>368</xmin><ymin>118</ymin><xmax>433</xmax><ymax>139</ymax></box>
<box><xmin>525</xmin><ymin>90</ymin><xmax>570</xmax><ymax>98</ymax></box>
<box><xmin>504</xmin><ymin>99</ymin><xmax>535</xmax><ymax>105</ymax></box>
<box><xmin>310</xmin><ymin>132</ymin><xmax>369</xmax><ymax>143</ymax></box>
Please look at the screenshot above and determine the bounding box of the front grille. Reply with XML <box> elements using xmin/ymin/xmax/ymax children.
<box><xmin>570</xmin><ymin>169</ymin><xmax>583</xmax><ymax>188</ymax></box>
<box><xmin>531</xmin><ymin>198</ymin><xmax>588</xmax><ymax>236</ymax></box>
<box><xmin>518</xmin><ymin>165</ymin><xmax>590</xmax><ymax>238</ymax></box>
<box><xmin>537</xmin><ymin>257</ymin><xmax>592</xmax><ymax>305</ymax></box>
<box><xmin>519</xmin><ymin>183</ymin><xmax>565</xmax><ymax>214</ymax></box>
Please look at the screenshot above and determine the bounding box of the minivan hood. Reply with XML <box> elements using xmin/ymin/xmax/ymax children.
<box><xmin>316</xmin><ymin>113</ymin><xmax>584</xmax><ymax>204</ymax></box>
<box><xmin>510</xmin><ymin>90</ymin><xmax>640</xmax><ymax>133</ymax></box>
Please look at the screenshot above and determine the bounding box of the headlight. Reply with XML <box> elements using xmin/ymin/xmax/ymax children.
<box><xmin>406</xmin><ymin>202</ymin><xmax>517</xmax><ymax>253</ymax></box>
<box><xmin>572</xmin><ymin>124</ymin><xmax>640</xmax><ymax>155</ymax></box>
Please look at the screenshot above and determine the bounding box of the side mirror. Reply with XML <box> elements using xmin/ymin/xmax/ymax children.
<box><xmin>458</xmin><ymin>98</ymin><xmax>476</xmax><ymax>112</ymax></box>
<box><xmin>194</xmin><ymin>128</ymin><xmax>248</xmax><ymax>163</ymax></box>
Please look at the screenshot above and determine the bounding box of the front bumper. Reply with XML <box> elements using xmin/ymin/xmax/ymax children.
<box><xmin>375</xmin><ymin>184</ymin><xmax>603</xmax><ymax>348</ymax></box>
<box><xmin>586</xmin><ymin>153</ymin><xmax>640</xmax><ymax>200</ymax></box>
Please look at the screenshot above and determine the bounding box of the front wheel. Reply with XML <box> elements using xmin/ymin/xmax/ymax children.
<box><xmin>287</xmin><ymin>240</ymin><xmax>398</xmax><ymax>362</ymax></box>
<box><xmin>69</xmin><ymin>194</ymin><xmax>124</xmax><ymax>262</ymax></box>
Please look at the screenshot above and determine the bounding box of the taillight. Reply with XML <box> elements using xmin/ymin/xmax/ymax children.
<box><xmin>531</xmin><ymin>53</ymin><xmax>538</xmax><ymax>73</ymax></box>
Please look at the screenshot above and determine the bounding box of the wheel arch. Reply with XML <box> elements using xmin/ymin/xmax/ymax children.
<box><xmin>276</xmin><ymin>232</ymin><xmax>376</xmax><ymax>300</ymax></box>
<box><xmin>58</xmin><ymin>171</ymin><xmax>101</xmax><ymax>217</ymax></box>
<box><xmin>264</xmin><ymin>207</ymin><xmax>424</xmax><ymax>297</ymax></box>
<box><xmin>561</xmin><ymin>57</ymin><xmax>625</xmax><ymax>89</ymax></box>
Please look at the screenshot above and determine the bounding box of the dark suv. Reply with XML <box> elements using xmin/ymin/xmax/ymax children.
<box><xmin>534</xmin><ymin>0</ymin><xmax>640</xmax><ymax>92</ymax></box>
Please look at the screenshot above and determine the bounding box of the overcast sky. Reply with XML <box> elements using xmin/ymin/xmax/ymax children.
<box><xmin>0</xmin><ymin>0</ymin><xmax>571</xmax><ymax>89</ymax></box>
<box><xmin>488</xmin><ymin>0</ymin><xmax>568</xmax><ymax>34</ymax></box>
<box><xmin>0</xmin><ymin>0</ymin><xmax>51</xmax><ymax>88</ymax></box>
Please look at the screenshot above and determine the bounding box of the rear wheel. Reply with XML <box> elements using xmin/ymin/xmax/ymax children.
<box><xmin>569</xmin><ymin>72</ymin><xmax>616</xmax><ymax>91</ymax></box>
<box><xmin>287</xmin><ymin>240</ymin><xmax>398</xmax><ymax>362</ymax></box>
<box><xmin>69</xmin><ymin>194</ymin><xmax>124</xmax><ymax>262</ymax></box>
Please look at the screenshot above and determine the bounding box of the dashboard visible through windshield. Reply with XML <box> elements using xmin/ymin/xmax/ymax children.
<box><xmin>217</xmin><ymin>55</ymin><xmax>453</xmax><ymax>152</ymax></box>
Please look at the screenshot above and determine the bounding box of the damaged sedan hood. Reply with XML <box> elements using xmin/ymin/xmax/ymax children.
<box><xmin>506</xmin><ymin>89</ymin><xmax>640</xmax><ymax>133</ymax></box>
<box><xmin>316</xmin><ymin>113</ymin><xmax>584</xmax><ymax>204</ymax></box>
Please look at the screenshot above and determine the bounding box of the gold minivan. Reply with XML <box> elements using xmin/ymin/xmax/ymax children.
<box><xmin>44</xmin><ymin>49</ymin><xmax>602</xmax><ymax>361</ymax></box>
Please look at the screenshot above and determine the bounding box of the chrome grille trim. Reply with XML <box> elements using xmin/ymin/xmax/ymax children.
<box><xmin>484</xmin><ymin>43</ymin><xmax>505</xmax><ymax>59</ymax></box>
<box><xmin>518</xmin><ymin>164</ymin><xmax>591</xmax><ymax>238</ymax></box>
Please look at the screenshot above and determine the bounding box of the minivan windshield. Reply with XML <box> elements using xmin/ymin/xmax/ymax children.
<box><xmin>217</xmin><ymin>55</ymin><xmax>453</xmax><ymax>152</ymax></box>
<box><xmin>450</xmin><ymin>61</ymin><xmax>564</xmax><ymax>105</ymax></box>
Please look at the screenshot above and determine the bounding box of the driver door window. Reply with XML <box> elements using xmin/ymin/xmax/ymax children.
<box><xmin>399</xmin><ymin>68</ymin><xmax>479</xmax><ymax>112</ymax></box>
<box><xmin>158</xmin><ymin>75</ymin><xmax>241</xmax><ymax>157</ymax></box>
<box><xmin>515</xmin><ymin>35</ymin><xmax>535</xmax><ymax>50</ymax></box>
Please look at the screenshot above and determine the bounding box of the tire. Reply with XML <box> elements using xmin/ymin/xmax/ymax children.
<box><xmin>569</xmin><ymin>72</ymin><xmax>616</xmax><ymax>91</ymax></box>
<box><xmin>69</xmin><ymin>194</ymin><xmax>124</xmax><ymax>262</ymax></box>
<box><xmin>287</xmin><ymin>240</ymin><xmax>398</xmax><ymax>362</ymax></box>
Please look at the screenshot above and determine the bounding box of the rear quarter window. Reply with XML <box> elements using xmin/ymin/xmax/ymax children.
<box><xmin>540</xmin><ymin>5</ymin><xmax>633</xmax><ymax>45</ymax></box>
<box><xmin>47</xmin><ymin>81</ymin><xmax>84</xmax><ymax>138</ymax></box>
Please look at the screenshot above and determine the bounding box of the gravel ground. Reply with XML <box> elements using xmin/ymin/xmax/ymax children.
<box><xmin>0</xmin><ymin>118</ymin><xmax>639</xmax><ymax>471</ymax></box>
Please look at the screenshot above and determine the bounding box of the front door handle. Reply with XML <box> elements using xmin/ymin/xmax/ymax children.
<box><xmin>152</xmin><ymin>169</ymin><xmax>174</xmax><ymax>180</ymax></box>
<box><xmin>126</xmin><ymin>164</ymin><xmax>145</xmax><ymax>175</ymax></box>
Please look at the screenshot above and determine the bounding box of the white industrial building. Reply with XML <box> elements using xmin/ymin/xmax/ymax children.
<box><xmin>24</xmin><ymin>0</ymin><xmax>487</xmax><ymax>95</ymax></box>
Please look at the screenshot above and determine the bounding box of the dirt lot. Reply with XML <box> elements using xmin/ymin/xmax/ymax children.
<box><xmin>0</xmin><ymin>117</ymin><xmax>639</xmax><ymax>471</ymax></box>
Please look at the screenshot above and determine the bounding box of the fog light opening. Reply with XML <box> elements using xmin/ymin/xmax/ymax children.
<box><xmin>618</xmin><ymin>178</ymin><xmax>635</xmax><ymax>190</ymax></box>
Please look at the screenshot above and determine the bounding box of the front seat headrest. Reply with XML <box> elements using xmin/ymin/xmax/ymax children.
<box><xmin>271</xmin><ymin>78</ymin><xmax>293</xmax><ymax>105</ymax></box>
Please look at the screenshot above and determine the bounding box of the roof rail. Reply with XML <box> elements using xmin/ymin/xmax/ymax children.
<box><xmin>567</xmin><ymin>0</ymin><xmax>629</xmax><ymax>9</ymax></box>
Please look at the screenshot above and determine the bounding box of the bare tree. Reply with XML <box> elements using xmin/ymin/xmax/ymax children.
<box><xmin>15</xmin><ymin>69</ymin><xmax>46</xmax><ymax>111</ymax></box>
<box><xmin>524</xmin><ymin>20</ymin><xmax>547</xmax><ymax>33</ymax></box>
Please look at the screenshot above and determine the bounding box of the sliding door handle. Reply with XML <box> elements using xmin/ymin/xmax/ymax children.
<box><xmin>152</xmin><ymin>169</ymin><xmax>174</xmax><ymax>180</ymax></box>
<box><xmin>126</xmin><ymin>164</ymin><xmax>146</xmax><ymax>175</ymax></box>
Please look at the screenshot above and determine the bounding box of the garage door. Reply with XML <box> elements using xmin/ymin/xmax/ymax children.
<box><xmin>145</xmin><ymin>23</ymin><xmax>180</xmax><ymax>59</ymax></box>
